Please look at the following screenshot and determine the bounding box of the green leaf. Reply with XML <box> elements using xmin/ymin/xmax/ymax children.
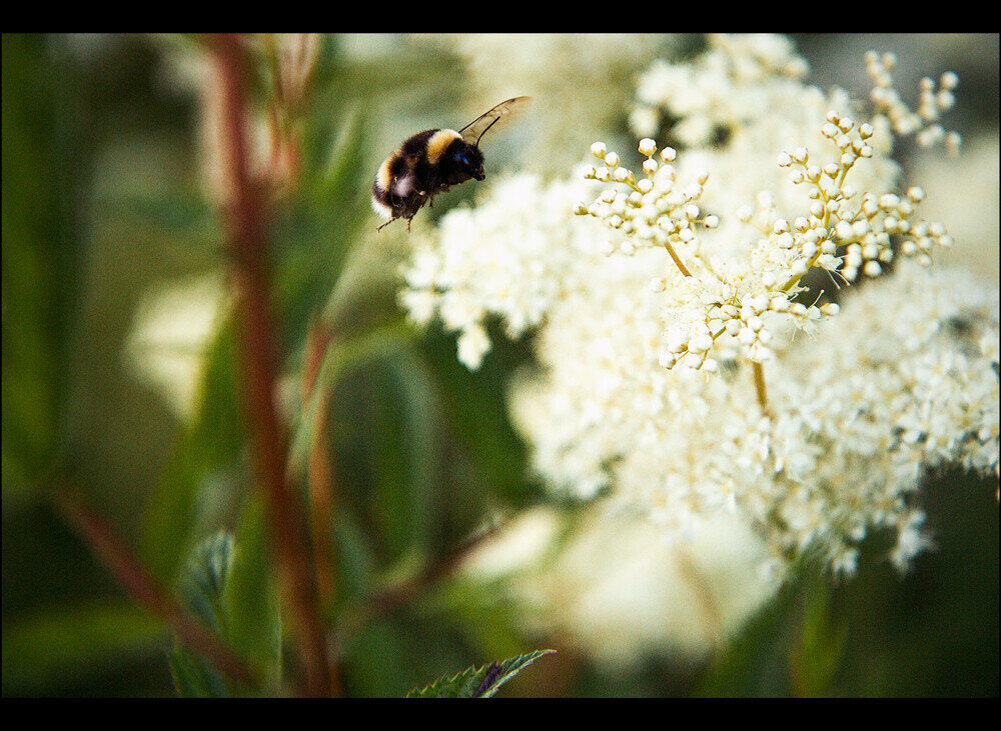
<box><xmin>176</xmin><ymin>531</ymin><xmax>235</xmax><ymax>637</ymax></box>
<box><xmin>101</xmin><ymin>191</ymin><xmax>216</xmax><ymax>249</ymax></box>
<box><xmin>273</xmin><ymin>104</ymin><xmax>369</xmax><ymax>350</ymax></box>
<box><xmin>169</xmin><ymin>531</ymin><xmax>237</xmax><ymax>697</ymax></box>
<box><xmin>169</xmin><ymin>519</ymin><xmax>281</xmax><ymax>697</ymax></box>
<box><xmin>288</xmin><ymin>318</ymin><xmax>414</xmax><ymax>480</ymax></box>
<box><xmin>419</xmin><ymin>324</ymin><xmax>535</xmax><ymax>508</ymax></box>
<box><xmin>790</xmin><ymin>578</ymin><xmax>846</xmax><ymax>697</ymax></box>
<box><xmin>168</xmin><ymin>643</ymin><xmax>232</xmax><ymax>698</ymax></box>
<box><xmin>140</xmin><ymin>318</ymin><xmax>247</xmax><ymax>583</ymax></box>
<box><xmin>326</xmin><ymin>503</ymin><xmax>379</xmax><ymax>613</ymax></box>
<box><xmin>406</xmin><ymin>649</ymin><xmax>555</xmax><ymax>698</ymax></box>
<box><xmin>357</xmin><ymin>349</ymin><xmax>438</xmax><ymax>560</ymax></box>
<box><xmin>223</xmin><ymin>497</ymin><xmax>282</xmax><ymax>690</ymax></box>
<box><xmin>691</xmin><ymin>557</ymin><xmax>823</xmax><ymax>697</ymax></box>
<box><xmin>691</xmin><ymin>575</ymin><xmax>800</xmax><ymax>697</ymax></box>
<box><xmin>2</xmin><ymin>34</ymin><xmax>79</xmax><ymax>487</ymax></box>
<box><xmin>421</xmin><ymin>577</ymin><xmax>528</xmax><ymax>667</ymax></box>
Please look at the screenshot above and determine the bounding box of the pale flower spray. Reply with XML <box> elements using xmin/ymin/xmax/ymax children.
<box><xmin>401</xmin><ymin>35</ymin><xmax>999</xmax><ymax>658</ymax></box>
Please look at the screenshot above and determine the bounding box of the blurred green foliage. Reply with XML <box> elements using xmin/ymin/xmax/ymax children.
<box><xmin>2</xmin><ymin>33</ymin><xmax>997</xmax><ymax>697</ymax></box>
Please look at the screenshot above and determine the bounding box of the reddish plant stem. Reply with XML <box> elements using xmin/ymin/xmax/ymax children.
<box><xmin>52</xmin><ymin>487</ymin><xmax>256</xmax><ymax>687</ymax></box>
<box><xmin>210</xmin><ymin>33</ymin><xmax>334</xmax><ymax>698</ymax></box>
<box><xmin>303</xmin><ymin>320</ymin><xmax>336</xmax><ymax>611</ymax></box>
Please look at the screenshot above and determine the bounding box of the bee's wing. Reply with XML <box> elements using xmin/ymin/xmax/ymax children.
<box><xmin>458</xmin><ymin>96</ymin><xmax>532</xmax><ymax>146</ymax></box>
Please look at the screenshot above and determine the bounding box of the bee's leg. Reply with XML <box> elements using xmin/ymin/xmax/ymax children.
<box><xmin>377</xmin><ymin>218</ymin><xmax>395</xmax><ymax>231</ymax></box>
<box><xmin>406</xmin><ymin>217</ymin><xmax>412</xmax><ymax>232</ymax></box>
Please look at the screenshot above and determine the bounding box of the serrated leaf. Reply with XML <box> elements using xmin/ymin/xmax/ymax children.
<box><xmin>169</xmin><ymin>532</ymin><xmax>236</xmax><ymax>697</ymax></box>
<box><xmin>169</xmin><ymin>531</ymin><xmax>245</xmax><ymax>697</ymax></box>
<box><xmin>177</xmin><ymin>531</ymin><xmax>235</xmax><ymax>638</ymax></box>
<box><xmin>406</xmin><ymin>649</ymin><xmax>555</xmax><ymax>698</ymax></box>
<box><xmin>168</xmin><ymin>643</ymin><xmax>233</xmax><ymax>698</ymax></box>
<box><xmin>170</xmin><ymin>522</ymin><xmax>282</xmax><ymax>697</ymax></box>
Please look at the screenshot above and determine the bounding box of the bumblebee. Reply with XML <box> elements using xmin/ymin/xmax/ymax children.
<box><xmin>372</xmin><ymin>96</ymin><xmax>531</xmax><ymax>230</ymax></box>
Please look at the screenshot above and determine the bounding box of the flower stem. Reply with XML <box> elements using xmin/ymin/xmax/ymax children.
<box><xmin>752</xmin><ymin>360</ymin><xmax>770</xmax><ymax>416</ymax></box>
<box><xmin>665</xmin><ymin>241</ymin><xmax>693</xmax><ymax>278</ymax></box>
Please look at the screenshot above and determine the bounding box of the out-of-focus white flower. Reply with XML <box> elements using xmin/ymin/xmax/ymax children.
<box><xmin>459</xmin><ymin>507</ymin><xmax>563</xmax><ymax>580</ymax></box>
<box><xmin>633</xmin><ymin>34</ymin><xmax>809</xmax><ymax>150</ymax></box>
<box><xmin>910</xmin><ymin>133</ymin><xmax>999</xmax><ymax>285</ymax></box>
<box><xmin>126</xmin><ymin>273</ymin><xmax>228</xmax><ymax>421</ymax></box>
<box><xmin>426</xmin><ymin>33</ymin><xmax>676</xmax><ymax>177</ymax></box>
<box><xmin>460</xmin><ymin>505</ymin><xmax>778</xmax><ymax>666</ymax></box>
<box><xmin>864</xmin><ymin>50</ymin><xmax>962</xmax><ymax>154</ymax></box>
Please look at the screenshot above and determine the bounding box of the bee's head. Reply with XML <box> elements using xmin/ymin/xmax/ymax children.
<box><xmin>451</xmin><ymin>142</ymin><xmax>485</xmax><ymax>181</ymax></box>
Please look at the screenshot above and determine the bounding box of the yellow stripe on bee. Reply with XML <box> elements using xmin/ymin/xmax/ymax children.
<box><xmin>426</xmin><ymin>129</ymin><xmax>461</xmax><ymax>164</ymax></box>
<box><xmin>375</xmin><ymin>154</ymin><xmax>396</xmax><ymax>192</ymax></box>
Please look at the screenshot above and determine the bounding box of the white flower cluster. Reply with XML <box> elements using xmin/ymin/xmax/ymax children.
<box><xmin>865</xmin><ymin>50</ymin><xmax>962</xmax><ymax>154</ymax></box>
<box><xmin>775</xmin><ymin>114</ymin><xmax>954</xmax><ymax>280</ymax></box>
<box><xmin>400</xmin><ymin>35</ymin><xmax>999</xmax><ymax>577</ymax></box>
<box><xmin>630</xmin><ymin>34</ymin><xmax>809</xmax><ymax>147</ymax></box>
<box><xmin>579</xmin><ymin>105</ymin><xmax>957</xmax><ymax>371</ymax></box>
<box><xmin>580</xmin><ymin>139</ymin><xmax>717</xmax><ymax>259</ymax></box>
<box><xmin>510</xmin><ymin>261</ymin><xmax>998</xmax><ymax>576</ymax></box>
<box><xmin>400</xmin><ymin>173</ymin><xmax>608</xmax><ymax>370</ymax></box>
<box><xmin>763</xmin><ymin>262</ymin><xmax>999</xmax><ymax>572</ymax></box>
<box><xmin>626</xmin><ymin>36</ymin><xmax>959</xmax><ymax>252</ymax></box>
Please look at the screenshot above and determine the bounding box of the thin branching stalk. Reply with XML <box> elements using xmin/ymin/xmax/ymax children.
<box><xmin>53</xmin><ymin>486</ymin><xmax>257</xmax><ymax>687</ymax></box>
<box><xmin>366</xmin><ymin>521</ymin><xmax>506</xmax><ymax>617</ymax></box>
